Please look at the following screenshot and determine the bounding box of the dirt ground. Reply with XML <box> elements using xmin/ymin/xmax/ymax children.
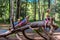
<box><xmin>0</xmin><ymin>33</ymin><xmax>60</xmax><ymax>40</ymax></box>
<box><xmin>0</xmin><ymin>33</ymin><xmax>43</xmax><ymax>40</ymax></box>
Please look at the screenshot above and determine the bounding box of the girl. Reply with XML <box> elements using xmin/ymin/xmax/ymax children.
<box><xmin>45</xmin><ymin>9</ymin><xmax>50</xmax><ymax>25</ymax></box>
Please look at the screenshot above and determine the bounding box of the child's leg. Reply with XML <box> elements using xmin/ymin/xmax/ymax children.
<box><xmin>15</xmin><ymin>24</ymin><xmax>19</xmax><ymax>27</ymax></box>
<box><xmin>49</xmin><ymin>25</ymin><xmax>54</xmax><ymax>35</ymax></box>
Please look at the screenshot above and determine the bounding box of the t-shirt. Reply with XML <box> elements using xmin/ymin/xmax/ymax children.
<box><xmin>14</xmin><ymin>22</ymin><xmax>19</xmax><ymax>26</ymax></box>
<box><xmin>45</xmin><ymin>12</ymin><xmax>50</xmax><ymax>19</ymax></box>
<box><xmin>18</xmin><ymin>18</ymin><xmax>27</xmax><ymax>26</ymax></box>
<box><xmin>45</xmin><ymin>17</ymin><xmax>51</xmax><ymax>26</ymax></box>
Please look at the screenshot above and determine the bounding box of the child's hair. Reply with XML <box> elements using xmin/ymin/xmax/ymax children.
<box><xmin>17</xmin><ymin>19</ymin><xmax>20</xmax><ymax>22</ymax></box>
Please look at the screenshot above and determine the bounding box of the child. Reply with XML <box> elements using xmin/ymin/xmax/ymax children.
<box><xmin>14</xmin><ymin>19</ymin><xmax>21</xmax><ymax>26</ymax></box>
<box><xmin>9</xmin><ymin>16</ymin><xmax>29</xmax><ymax>30</ymax></box>
<box><xmin>45</xmin><ymin>9</ymin><xmax>54</xmax><ymax>25</ymax></box>
<box><xmin>9</xmin><ymin>18</ymin><xmax>21</xmax><ymax>30</ymax></box>
<box><xmin>15</xmin><ymin>16</ymin><xmax>29</xmax><ymax>27</ymax></box>
<box><xmin>45</xmin><ymin>9</ymin><xmax>50</xmax><ymax>25</ymax></box>
<box><xmin>45</xmin><ymin>9</ymin><xmax>55</xmax><ymax>34</ymax></box>
<box><xmin>44</xmin><ymin>9</ymin><xmax>51</xmax><ymax>31</ymax></box>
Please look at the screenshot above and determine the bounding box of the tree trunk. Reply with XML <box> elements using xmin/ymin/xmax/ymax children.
<box><xmin>42</xmin><ymin>9</ymin><xmax>44</xmax><ymax>20</ymax></box>
<box><xmin>16</xmin><ymin>0</ymin><xmax>20</xmax><ymax>19</ymax></box>
<box><xmin>38</xmin><ymin>0</ymin><xmax>40</xmax><ymax>20</ymax></box>
<box><xmin>34</xmin><ymin>0</ymin><xmax>36</xmax><ymax>21</ymax></box>
<box><xmin>25</xmin><ymin>0</ymin><xmax>27</xmax><ymax>17</ymax></box>
<box><xmin>54</xmin><ymin>0</ymin><xmax>56</xmax><ymax>21</ymax></box>
<box><xmin>9</xmin><ymin>0</ymin><xmax>10</xmax><ymax>23</ymax></box>
<box><xmin>41</xmin><ymin>6</ymin><xmax>42</xmax><ymax>20</ymax></box>
<box><xmin>10</xmin><ymin>0</ymin><xmax>15</xmax><ymax>29</ymax></box>
<box><xmin>42</xmin><ymin>0</ymin><xmax>45</xmax><ymax>20</ymax></box>
<box><xmin>48</xmin><ymin>0</ymin><xmax>50</xmax><ymax>9</ymax></box>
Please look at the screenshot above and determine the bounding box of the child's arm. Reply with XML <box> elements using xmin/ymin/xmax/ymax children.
<box><xmin>25</xmin><ymin>16</ymin><xmax>30</xmax><ymax>23</ymax></box>
<box><xmin>26</xmin><ymin>19</ymin><xmax>29</xmax><ymax>23</ymax></box>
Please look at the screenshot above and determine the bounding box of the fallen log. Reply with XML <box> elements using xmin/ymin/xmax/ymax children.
<box><xmin>22</xmin><ymin>21</ymin><xmax>58</xmax><ymax>40</ymax></box>
<box><xmin>0</xmin><ymin>21</ymin><xmax>58</xmax><ymax>40</ymax></box>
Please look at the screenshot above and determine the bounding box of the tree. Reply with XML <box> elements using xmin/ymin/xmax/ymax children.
<box><xmin>38</xmin><ymin>0</ymin><xmax>40</xmax><ymax>20</ymax></box>
<box><xmin>16</xmin><ymin>0</ymin><xmax>20</xmax><ymax>19</ymax></box>
<box><xmin>20</xmin><ymin>0</ymin><xmax>27</xmax><ymax>19</ymax></box>
<box><xmin>25</xmin><ymin>0</ymin><xmax>27</xmax><ymax>17</ymax></box>
<box><xmin>34</xmin><ymin>0</ymin><xmax>36</xmax><ymax>21</ymax></box>
<box><xmin>48</xmin><ymin>0</ymin><xmax>50</xmax><ymax>8</ymax></box>
<box><xmin>41</xmin><ymin>0</ymin><xmax>45</xmax><ymax>20</ymax></box>
<box><xmin>10</xmin><ymin>0</ymin><xmax>15</xmax><ymax>29</ymax></box>
<box><xmin>42</xmin><ymin>0</ymin><xmax>46</xmax><ymax>20</ymax></box>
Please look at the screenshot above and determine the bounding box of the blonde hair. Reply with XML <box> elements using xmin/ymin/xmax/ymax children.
<box><xmin>17</xmin><ymin>19</ymin><xmax>20</xmax><ymax>21</ymax></box>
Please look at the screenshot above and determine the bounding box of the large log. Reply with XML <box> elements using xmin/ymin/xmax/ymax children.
<box><xmin>30</xmin><ymin>21</ymin><xmax>45</xmax><ymax>28</ymax></box>
<box><xmin>22</xmin><ymin>21</ymin><xmax>58</xmax><ymax>40</ymax></box>
<box><xmin>14</xmin><ymin>21</ymin><xmax>58</xmax><ymax>40</ymax></box>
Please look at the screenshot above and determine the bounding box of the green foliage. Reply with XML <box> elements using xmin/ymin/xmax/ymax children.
<box><xmin>0</xmin><ymin>0</ymin><xmax>60</xmax><ymax>25</ymax></box>
<box><xmin>0</xmin><ymin>0</ymin><xmax>9</xmax><ymax>23</ymax></box>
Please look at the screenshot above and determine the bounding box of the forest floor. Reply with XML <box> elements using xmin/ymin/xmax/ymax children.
<box><xmin>0</xmin><ymin>33</ymin><xmax>60</xmax><ymax>40</ymax></box>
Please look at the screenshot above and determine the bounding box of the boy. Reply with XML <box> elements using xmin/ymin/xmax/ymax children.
<box><xmin>9</xmin><ymin>18</ymin><xmax>21</xmax><ymax>30</ymax></box>
<box><xmin>14</xmin><ymin>19</ymin><xmax>21</xmax><ymax>26</ymax></box>
<box><xmin>15</xmin><ymin>16</ymin><xmax>29</xmax><ymax>27</ymax></box>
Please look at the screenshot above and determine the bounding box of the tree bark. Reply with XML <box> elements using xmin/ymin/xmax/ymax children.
<box><xmin>34</xmin><ymin>0</ymin><xmax>36</xmax><ymax>21</ymax></box>
<box><xmin>10</xmin><ymin>0</ymin><xmax>15</xmax><ymax>29</ymax></box>
<box><xmin>0</xmin><ymin>26</ymin><xmax>29</xmax><ymax>37</ymax></box>
<box><xmin>16</xmin><ymin>0</ymin><xmax>20</xmax><ymax>19</ymax></box>
<box><xmin>48</xmin><ymin>0</ymin><xmax>50</xmax><ymax>9</ymax></box>
<box><xmin>42</xmin><ymin>0</ymin><xmax>45</xmax><ymax>20</ymax></box>
<box><xmin>25</xmin><ymin>0</ymin><xmax>27</xmax><ymax>17</ymax></box>
<box><xmin>38</xmin><ymin>0</ymin><xmax>40</xmax><ymax>20</ymax></box>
